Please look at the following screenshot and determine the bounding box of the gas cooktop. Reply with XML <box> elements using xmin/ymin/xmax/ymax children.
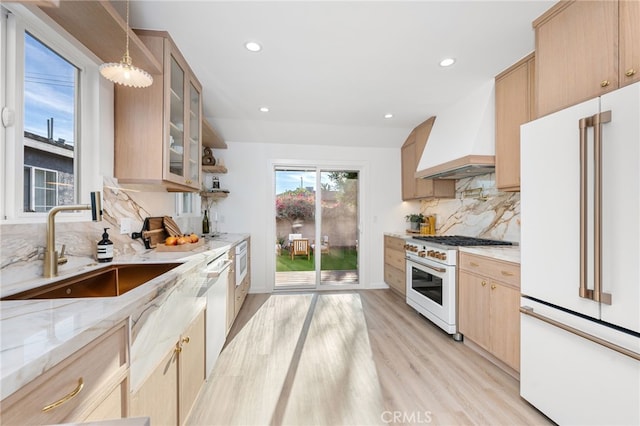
<box><xmin>412</xmin><ymin>235</ymin><xmax>514</xmax><ymax>247</ymax></box>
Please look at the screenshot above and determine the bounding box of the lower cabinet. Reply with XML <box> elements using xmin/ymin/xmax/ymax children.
<box><xmin>458</xmin><ymin>252</ymin><xmax>521</xmax><ymax>372</ymax></box>
<box><xmin>226</xmin><ymin>248</ymin><xmax>237</xmax><ymax>334</ymax></box>
<box><xmin>384</xmin><ymin>235</ymin><xmax>406</xmax><ymax>296</ymax></box>
<box><xmin>227</xmin><ymin>237</ymin><xmax>251</xmax><ymax>334</ymax></box>
<box><xmin>0</xmin><ymin>322</ymin><xmax>129</xmax><ymax>426</ymax></box>
<box><xmin>130</xmin><ymin>310</ymin><xmax>205</xmax><ymax>426</ymax></box>
<box><xmin>235</xmin><ymin>273</ymin><xmax>250</xmax><ymax>317</ymax></box>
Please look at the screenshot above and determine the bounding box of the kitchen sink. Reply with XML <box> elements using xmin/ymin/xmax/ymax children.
<box><xmin>2</xmin><ymin>263</ymin><xmax>181</xmax><ymax>300</ymax></box>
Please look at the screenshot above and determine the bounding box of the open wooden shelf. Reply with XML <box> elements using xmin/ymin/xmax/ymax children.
<box><xmin>202</xmin><ymin>165</ymin><xmax>227</xmax><ymax>174</ymax></box>
<box><xmin>200</xmin><ymin>191</ymin><xmax>228</xmax><ymax>200</ymax></box>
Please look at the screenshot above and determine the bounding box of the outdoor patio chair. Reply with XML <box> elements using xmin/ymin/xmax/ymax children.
<box><xmin>287</xmin><ymin>233</ymin><xmax>302</xmax><ymax>249</ymax></box>
<box><xmin>311</xmin><ymin>235</ymin><xmax>330</xmax><ymax>255</ymax></box>
<box><xmin>290</xmin><ymin>239</ymin><xmax>310</xmax><ymax>260</ymax></box>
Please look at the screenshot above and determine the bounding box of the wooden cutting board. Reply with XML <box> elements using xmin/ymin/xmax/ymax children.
<box><xmin>143</xmin><ymin>217</ymin><xmax>169</xmax><ymax>248</ymax></box>
<box><xmin>163</xmin><ymin>216</ymin><xmax>182</xmax><ymax>237</ymax></box>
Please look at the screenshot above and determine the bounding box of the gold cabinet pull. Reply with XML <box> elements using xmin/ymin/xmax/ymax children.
<box><xmin>501</xmin><ymin>270</ymin><xmax>514</xmax><ymax>277</ymax></box>
<box><xmin>491</xmin><ymin>284</ymin><xmax>497</xmax><ymax>290</ymax></box>
<box><xmin>470</xmin><ymin>262</ymin><xmax>479</xmax><ymax>267</ymax></box>
<box><xmin>600</xmin><ymin>80</ymin><xmax>610</xmax><ymax>88</ymax></box>
<box><xmin>481</xmin><ymin>280</ymin><xmax>487</xmax><ymax>287</ymax></box>
<box><xmin>42</xmin><ymin>378</ymin><xmax>84</xmax><ymax>412</ymax></box>
<box><xmin>175</xmin><ymin>345</ymin><xmax>182</xmax><ymax>353</ymax></box>
<box><xmin>626</xmin><ymin>68</ymin><xmax>637</xmax><ymax>77</ymax></box>
<box><xmin>181</xmin><ymin>336</ymin><xmax>190</xmax><ymax>344</ymax></box>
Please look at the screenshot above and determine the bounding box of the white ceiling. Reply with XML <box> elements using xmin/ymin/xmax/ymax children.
<box><xmin>127</xmin><ymin>1</ymin><xmax>554</xmax><ymax>148</ymax></box>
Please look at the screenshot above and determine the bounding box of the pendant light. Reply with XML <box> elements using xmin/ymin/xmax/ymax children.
<box><xmin>99</xmin><ymin>0</ymin><xmax>153</xmax><ymax>88</ymax></box>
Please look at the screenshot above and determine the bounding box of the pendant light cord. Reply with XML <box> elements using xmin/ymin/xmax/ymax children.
<box><xmin>123</xmin><ymin>0</ymin><xmax>132</xmax><ymax>65</ymax></box>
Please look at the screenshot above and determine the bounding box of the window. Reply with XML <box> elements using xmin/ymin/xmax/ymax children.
<box><xmin>1</xmin><ymin>4</ymin><xmax>103</xmax><ymax>222</ymax></box>
<box><xmin>22</xmin><ymin>32</ymin><xmax>78</xmax><ymax>213</ymax></box>
<box><xmin>175</xmin><ymin>192</ymin><xmax>199</xmax><ymax>217</ymax></box>
<box><xmin>24</xmin><ymin>166</ymin><xmax>58</xmax><ymax>212</ymax></box>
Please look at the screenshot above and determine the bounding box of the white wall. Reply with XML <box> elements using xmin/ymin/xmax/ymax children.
<box><xmin>213</xmin><ymin>141</ymin><xmax>417</xmax><ymax>293</ymax></box>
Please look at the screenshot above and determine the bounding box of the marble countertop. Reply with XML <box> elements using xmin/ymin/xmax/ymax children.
<box><xmin>458</xmin><ymin>246</ymin><xmax>521</xmax><ymax>264</ymax></box>
<box><xmin>0</xmin><ymin>233</ymin><xmax>248</xmax><ymax>400</ymax></box>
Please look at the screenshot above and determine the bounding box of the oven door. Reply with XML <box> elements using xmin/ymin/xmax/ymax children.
<box><xmin>405</xmin><ymin>257</ymin><xmax>456</xmax><ymax>333</ymax></box>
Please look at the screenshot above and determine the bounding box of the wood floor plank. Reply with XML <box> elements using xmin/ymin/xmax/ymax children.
<box><xmin>188</xmin><ymin>289</ymin><xmax>552</xmax><ymax>426</ymax></box>
<box><xmin>188</xmin><ymin>294</ymin><xmax>313</xmax><ymax>426</ymax></box>
<box><xmin>281</xmin><ymin>294</ymin><xmax>385</xmax><ymax>425</ymax></box>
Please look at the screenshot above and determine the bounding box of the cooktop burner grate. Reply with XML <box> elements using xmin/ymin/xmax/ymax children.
<box><xmin>412</xmin><ymin>235</ymin><xmax>513</xmax><ymax>247</ymax></box>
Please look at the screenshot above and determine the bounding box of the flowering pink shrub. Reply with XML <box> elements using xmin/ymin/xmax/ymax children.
<box><xmin>276</xmin><ymin>189</ymin><xmax>315</xmax><ymax>221</ymax></box>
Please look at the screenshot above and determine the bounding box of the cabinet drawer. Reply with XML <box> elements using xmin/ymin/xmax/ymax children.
<box><xmin>1</xmin><ymin>323</ymin><xmax>128</xmax><ymax>426</ymax></box>
<box><xmin>234</xmin><ymin>278</ymin><xmax>249</xmax><ymax>315</ymax></box>
<box><xmin>459</xmin><ymin>253</ymin><xmax>520</xmax><ymax>289</ymax></box>
<box><xmin>384</xmin><ymin>264</ymin><xmax>406</xmax><ymax>296</ymax></box>
<box><xmin>384</xmin><ymin>235</ymin><xmax>406</xmax><ymax>252</ymax></box>
<box><xmin>384</xmin><ymin>248</ymin><xmax>405</xmax><ymax>271</ymax></box>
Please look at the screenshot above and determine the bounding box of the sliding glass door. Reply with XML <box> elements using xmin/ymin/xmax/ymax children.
<box><xmin>274</xmin><ymin>167</ymin><xmax>359</xmax><ymax>289</ymax></box>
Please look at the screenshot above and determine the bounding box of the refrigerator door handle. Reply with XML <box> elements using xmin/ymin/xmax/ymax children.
<box><xmin>578</xmin><ymin>115</ymin><xmax>594</xmax><ymax>301</ymax></box>
<box><xmin>520</xmin><ymin>306</ymin><xmax>639</xmax><ymax>361</ymax></box>
<box><xmin>593</xmin><ymin>110</ymin><xmax>612</xmax><ymax>305</ymax></box>
<box><xmin>578</xmin><ymin>111</ymin><xmax>613</xmax><ymax>305</ymax></box>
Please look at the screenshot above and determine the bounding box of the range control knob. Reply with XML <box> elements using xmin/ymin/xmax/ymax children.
<box><xmin>418</xmin><ymin>251</ymin><xmax>426</xmax><ymax>257</ymax></box>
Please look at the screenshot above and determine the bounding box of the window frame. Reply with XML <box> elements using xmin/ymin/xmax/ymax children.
<box><xmin>1</xmin><ymin>4</ymin><xmax>103</xmax><ymax>223</ymax></box>
<box><xmin>25</xmin><ymin>165</ymin><xmax>59</xmax><ymax>213</ymax></box>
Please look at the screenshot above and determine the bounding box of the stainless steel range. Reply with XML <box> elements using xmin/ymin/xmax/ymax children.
<box><xmin>405</xmin><ymin>235</ymin><xmax>513</xmax><ymax>340</ymax></box>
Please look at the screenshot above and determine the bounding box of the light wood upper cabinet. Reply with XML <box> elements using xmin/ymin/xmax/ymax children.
<box><xmin>620</xmin><ymin>0</ymin><xmax>640</xmax><ymax>87</ymax></box>
<box><xmin>458</xmin><ymin>252</ymin><xmax>521</xmax><ymax>372</ymax></box>
<box><xmin>115</xmin><ymin>30</ymin><xmax>202</xmax><ymax>192</ymax></box>
<box><xmin>533</xmin><ymin>0</ymin><xmax>632</xmax><ymax>118</ymax></box>
<box><xmin>383</xmin><ymin>235</ymin><xmax>406</xmax><ymax>296</ymax></box>
<box><xmin>401</xmin><ymin>118</ymin><xmax>455</xmax><ymax>200</ymax></box>
<box><xmin>495</xmin><ymin>53</ymin><xmax>535</xmax><ymax>192</ymax></box>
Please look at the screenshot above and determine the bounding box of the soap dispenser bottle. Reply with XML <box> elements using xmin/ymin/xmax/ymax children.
<box><xmin>97</xmin><ymin>228</ymin><xmax>113</xmax><ymax>263</ymax></box>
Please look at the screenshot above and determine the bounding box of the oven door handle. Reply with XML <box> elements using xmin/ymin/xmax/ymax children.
<box><xmin>406</xmin><ymin>257</ymin><xmax>446</xmax><ymax>274</ymax></box>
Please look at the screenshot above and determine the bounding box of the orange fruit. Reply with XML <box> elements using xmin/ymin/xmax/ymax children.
<box><xmin>165</xmin><ymin>236</ymin><xmax>178</xmax><ymax>246</ymax></box>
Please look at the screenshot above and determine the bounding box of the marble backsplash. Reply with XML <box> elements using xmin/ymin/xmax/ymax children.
<box><xmin>420</xmin><ymin>173</ymin><xmax>520</xmax><ymax>243</ymax></box>
<box><xmin>0</xmin><ymin>177</ymin><xmax>188</xmax><ymax>286</ymax></box>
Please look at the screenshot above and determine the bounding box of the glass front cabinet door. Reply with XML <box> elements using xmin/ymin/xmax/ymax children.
<box><xmin>165</xmin><ymin>47</ymin><xmax>202</xmax><ymax>190</ymax></box>
<box><xmin>114</xmin><ymin>30</ymin><xmax>203</xmax><ymax>192</ymax></box>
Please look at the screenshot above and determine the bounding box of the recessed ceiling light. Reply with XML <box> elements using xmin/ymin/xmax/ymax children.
<box><xmin>259</xmin><ymin>106</ymin><xmax>269</xmax><ymax>112</ymax></box>
<box><xmin>384</xmin><ymin>113</ymin><xmax>394</xmax><ymax>119</ymax></box>
<box><xmin>245</xmin><ymin>41</ymin><xmax>262</xmax><ymax>52</ymax></box>
<box><xmin>439</xmin><ymin>58</ymin><xmax>456</xmax><ymax>67</ymax></box>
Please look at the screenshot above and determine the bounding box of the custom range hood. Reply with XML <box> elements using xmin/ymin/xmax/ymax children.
<box><xmin>416</xmin><ymin>79</ymin><xmax>495</xmax><ymax>180</ymax></box>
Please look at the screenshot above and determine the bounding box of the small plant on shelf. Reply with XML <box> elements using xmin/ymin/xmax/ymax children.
<box><xmin>405</xmin><ymin>213</ymin><xmax>425</xmax><ymax>231</ymax></box>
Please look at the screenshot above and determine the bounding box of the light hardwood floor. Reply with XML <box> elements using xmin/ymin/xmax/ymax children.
<box><xmin>188</xmin><ymin>290</ymin><xmax>552</xmax><ymax>426</ymax></box>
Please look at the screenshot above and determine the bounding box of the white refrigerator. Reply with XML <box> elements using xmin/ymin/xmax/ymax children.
<box><xmin>520</xmin><ymin>82</ymin><xmax>640</xmax><ymax>425</ymax></box>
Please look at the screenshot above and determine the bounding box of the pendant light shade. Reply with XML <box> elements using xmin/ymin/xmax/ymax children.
<box><xmin>100</xmin><ymin>0</ymin><xmax>153</xmax><ymax>88</ymax></box>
